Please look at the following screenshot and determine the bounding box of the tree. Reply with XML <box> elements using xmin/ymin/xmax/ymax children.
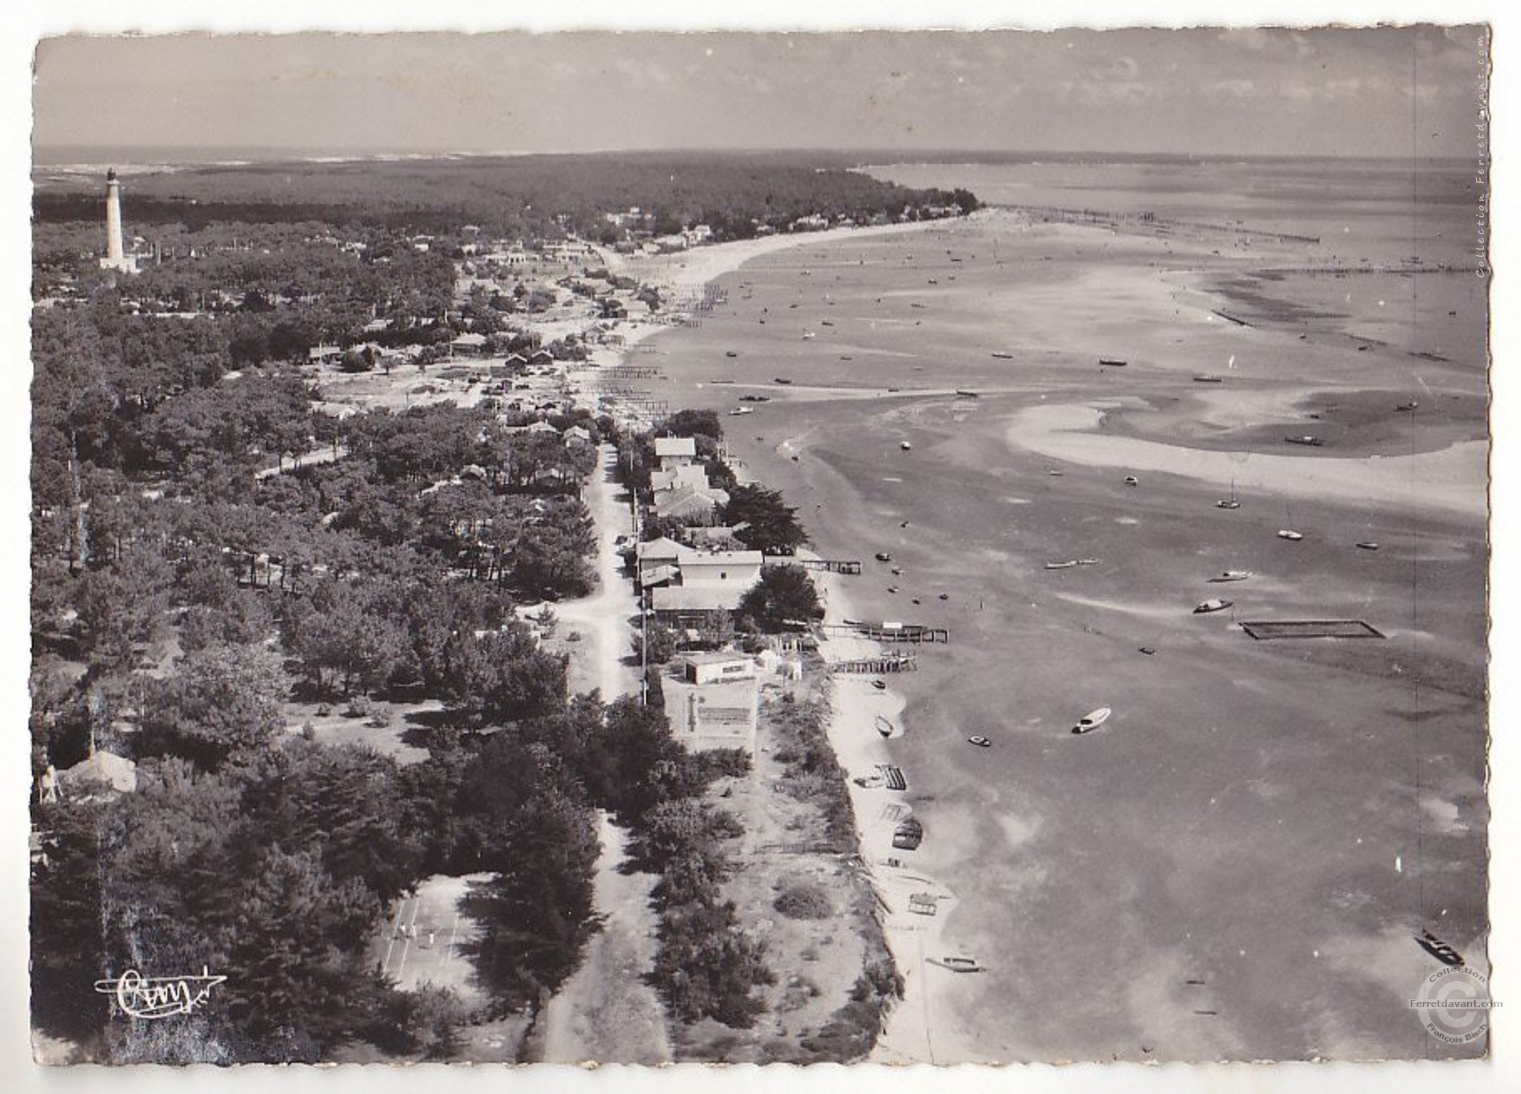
<box><xmin>723</xmin><ymin>484</ymin><xmax>808</xmax><ymax>555</ymax></box>
<box><xmin>657</xmin><ymin>409</ymin><xmax>723</xmax><ymax>442</ymax></box>
<box><xmin>466</xmin><ymin>788</ymin><xmax>600</xmax><ymax>1010</ymax></box>
<box><xmin>287</xmin><ymin>584</ymin><xmax>408</xmax><ymax>698</ymax></box>
<box><xmin>30</xmin><ymin>798</ymin><xmax>113</xmax><ymax>1047</ymax></box>
<box><xmin>140</xmin><ymin>642</ymin><xmax>290</xmax><ymax>766</ymax></box>
<box><xmin>737</xmin><ymin>565</ymin><xmax>821</xmax><ymax>632</ymax></box>
<box><xmin>439</xmin><ymin>628</ymin><xmax>568</xmax><ymax>729</ymax></box>
<box><xmin>72</xmin><ymin>547</ymin><xmax>174</xmax><ymax>670</ymax></box>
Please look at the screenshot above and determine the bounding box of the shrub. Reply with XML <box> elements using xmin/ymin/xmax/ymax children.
<box><xmin>774</xmin><ymin>882</ymin><xmax>833</xmax><ymax>920</ymax></box>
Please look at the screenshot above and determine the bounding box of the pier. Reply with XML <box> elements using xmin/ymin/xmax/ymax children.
<box><xmin>821</xmin><ymin>622</ymin><xmax>950</xmax><ymax>644</ymax></box>
<box><xmin>830</xmin><ymin>654</ymin><xmax>918</xmax><ymax>674</ymax></box>
<box><xmin>774</xmin><ymin>556</ymin><xmax>862</xmax><ymax>574</ymax></box>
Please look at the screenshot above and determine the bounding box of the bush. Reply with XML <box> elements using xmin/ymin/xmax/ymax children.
<box><xmin>774</xmin><ymin>881</ymin><xmax>833</xmax><ymax>920</ymax></box>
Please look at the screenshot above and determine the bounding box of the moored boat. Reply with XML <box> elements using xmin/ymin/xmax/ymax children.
<box><xmin>1194</xmin><ymin>598</ymin><xmax>1233</xmax><ymax>614</ymax></box>
<box><xmin>1072</xmin><ymin>707</ymin><xmax>1112</xmax><ymax>734</ymax></box>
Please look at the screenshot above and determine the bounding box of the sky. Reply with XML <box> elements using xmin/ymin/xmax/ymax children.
<box><xmin>31</xmin><ymin>26</ymin><xmax>1489</xmax><ymax>160</ymax></box>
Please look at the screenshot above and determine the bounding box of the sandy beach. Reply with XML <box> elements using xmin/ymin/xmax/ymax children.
<box><xmin>623</xmin><ymin>161</ymin><xmax>1488</xmax><ymax>1063</ymax></box>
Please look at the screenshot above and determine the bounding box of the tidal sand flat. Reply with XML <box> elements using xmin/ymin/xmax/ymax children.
<box><xmin>639</xmin><ymin>160</ymin><xmax>1487</xmax><ymax>1062</ymax></box>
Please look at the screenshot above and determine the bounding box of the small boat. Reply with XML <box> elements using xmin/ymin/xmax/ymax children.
<box><xmin>1277</xmin><ymin>529</ymin><xmax>1304</xmax><ymax>542</ymax></box>
<box><xmin>892</xmin><ymin>818</ymin><xmax>924</xmax><ymax>850</ymax></box>
<box><xmin>774</xmin><ymin>377</ymin><xmax>793</xmax><ymax>385</ymax></box>
<box><xmin>1045</xmin><ymin>560</ymin><xmax>1079</xmax><ymax>570</ymax></box>
<box><xmin>876</xmin><ymin>714</ymin><xmax>895</xmax><ymax>738</ymax></box>
<box><xmin>727</xmin><ymin>407</ymin><xmax>753</xmax><ymax>416</ymax></box>
<box><xmin>890</xmin><ymin>567</ymin><xmax>902</xmax><ymax>576</ymax></box>
<box><xmin>886</xmin><ymin>585</ymin><xmax>899</xmax><ymax>594</ymax></box>
<box><xmin>900</xmin><ymin>441</ymin><xmax>912</xmax><ymax>451</ymax></box>
<box><xmin>871</xmin><ymin>679</ymin><xmax>887</xmax><ymax>691</ymax></box>
<box><xmin>1357</xmin><ymin>541</ymin><xmax>1380</xmax><ymax>550</ymax></box>
<box><xmin>1416</xmin><ymin>930</ymin><xmax>1465</xmax><ymax>967</ymax></box>
<box><xmin>820</xmin><ymin>319</ymin><xmax>834</xmax><ymax>327</ymax></box>
<box><xmin>1076</xmin><ymin>558</ymin><xmax>1100</xmax><ymax>566</ymax></box>
<box><xmin>803</xmin><ymin>331</ymin><xmax>816</xmax><ymax>340</ymax></box>
<box><xmin>840</xmin><ymin>355</ymin><xmax>853</xmax><ymax>361</ymax></box>
<box><xmin>875</xmin><ymin>552</ymin><xmax>893</xmax><ymax>562</ymax></box>
<box><xmin>1072</xmin><ymin>707</ymin><xmax>1112</xmax><ymax>735</ymax></box>
<box><xmin>933</xmin><ymin>956</ymin><xmax>986</xmax><ymax>973</ymax></box>
<box><xmin>1193</xmin><ymin>375</ymin><xmax>1223</xmax><ymax>383</ymax></box>
<box><xmin>967</xmin><ymin>735</ymin><xmax>991</xmax><ymax>748</ymax></box>
<box><xmin>726</xmin><ymin>351</ymin><xmax>739</xmax><ymax>358</ymax></box>
<box><xmin>991</xmin><ymin>351</ymin><xmax>1014</xmax><ymax>360</ymax></box>
<box><xmin>1217</xmin><ymin>479</ymin><xmax>1241</xmax><ymax>509</ymax></box>
<box><xmin>1124</xmin><ymin>475</ymin><xmax>1139</xmax><ymax>486</ymax></box>
<box><xmin>1099</xmin><ymin>358</ymin><xmax>1128</xmax><ymax>367</ymax></box>
<box><xmin>938</xmin><ymin>593</ymin><xmax>950</xmax><ymax>601</ymax></box>
<box><xmin>1194</xmin><ymin>598</ymin><xmax>1233</xmax><ymax>614</ymax></box>
<box><xmin>1048</xmin><ymin>469</ymin><xmax>1063</xmax><ymax>477</ymax></box>
<box><xmin>1208</xmin><ymin>570</ymin><xmax>1253</xmax><ymax>583</ymax></box>
<box><xmin>1285</xmin><ymin>435</ymin><xmax>1324</xmax><ymax>446</ymax></box>
<box><xmin>955</xmin><ymin>389</ymin><xmax>979</xmax><ymax>398</ymax></box>
<box><xmin>1138</xmin><ymin>646</ymin><xmax>1157</xmax><ymax>656</ymax></box>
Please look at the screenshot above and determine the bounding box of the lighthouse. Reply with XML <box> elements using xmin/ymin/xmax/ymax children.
<box><xmin>99</xmin><ymin>168</ymin><xmax>137</xmax><ymax>274</ymax></box>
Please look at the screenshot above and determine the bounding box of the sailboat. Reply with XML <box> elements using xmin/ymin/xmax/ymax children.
<box><xmin>1277</xmin><ymin>500</ymin><xmax>1303</xmax><ymax>541</ymax></box>
<box><xmin>1216</xmin><ymin>478</ymin><xmax>1240</xmax><ymax>510</ymax></box>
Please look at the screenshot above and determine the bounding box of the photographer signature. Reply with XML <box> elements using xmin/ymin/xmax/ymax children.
<box><xmin>93</xmin><ymin>968</ymin><xmax>227</xmax><ymax>1019</ymax></box>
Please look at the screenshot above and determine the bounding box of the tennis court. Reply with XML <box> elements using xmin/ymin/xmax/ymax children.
<box><xmin>374</xmin><ymin>872</ymin><xmax>493</xmax><ymax>1005</ymax></box>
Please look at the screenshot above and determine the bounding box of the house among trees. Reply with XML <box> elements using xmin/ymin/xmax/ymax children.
<box><xmin>653</xmin><ymin>435</ymin><xmax>697</xmax><ymax>469</ymax></box>
<box><xmin>638</xmin><ymin>537</ymin><xmax>763</xmax><ymax>626</ymax></box>
<box><xmin>664</xmin><ymin>651</ymin><xmax>759</xmax><ymax>753</ymax></box>
<box><xmin>652</xmin><ymin>483</ymin><xmax>729</xmax><ymax>525</ymax></box>
<box><xmin>451</xmin><ymin>331</ymin><xmax>488</xmax><ymax>356</ymax></box>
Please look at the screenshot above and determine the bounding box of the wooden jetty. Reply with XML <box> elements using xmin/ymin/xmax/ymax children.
<box><xmin>783</xmin><ymin>557</ymin><xmax>863</xmax><ymax>575</ymax></box>
<box><xmin>831</xmin><ymin>654</ymin><xmax>918</xmax><ymax>674</ymax></box>
<box><xmin>822</xmin><ymin>622</ymin><xmax>950</xmax><ymax>644</ymax></box>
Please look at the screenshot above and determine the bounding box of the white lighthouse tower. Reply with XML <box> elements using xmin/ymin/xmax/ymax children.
<box><xmin>99</xmin><ymin>168</ymin><xmax>137</xmax><ymax>274</ymax></box>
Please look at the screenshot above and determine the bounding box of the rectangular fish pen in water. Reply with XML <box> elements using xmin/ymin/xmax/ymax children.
<box><xmin>1238</xmin><ymin>619</ymin><xmax>1386</xmax><ymax>640</ymax></box>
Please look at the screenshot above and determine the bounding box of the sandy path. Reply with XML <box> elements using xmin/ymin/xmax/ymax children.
<box><xmin>553</xmin><ymin>443</ymin><xmax>640</xmax><ymax>701</ymax></box>
<box><xmin>537</xmin><ymin>812</ymin><xmax>671</xmax><ymax>1064</ymax></box>
<box><xmin>534</xmin><ymin>445</ymin><xmax>668</xmax><ymax>1062</ymax></box>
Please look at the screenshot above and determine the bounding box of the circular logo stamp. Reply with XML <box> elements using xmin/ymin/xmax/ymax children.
<box><xmin>1412</xmin><ymin>965</ymin><xmax>1492</xmax><ymax>1046</ymax></box>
